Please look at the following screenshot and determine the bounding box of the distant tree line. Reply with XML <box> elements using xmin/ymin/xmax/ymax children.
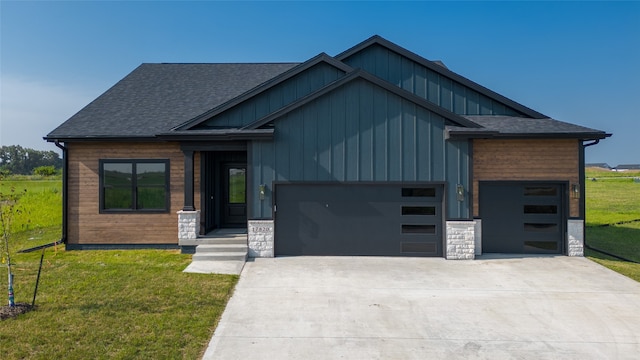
<box><xmin>0</xmin><ymin>145</ymin><xmax>62</xmax><ymax>175</ymax></box>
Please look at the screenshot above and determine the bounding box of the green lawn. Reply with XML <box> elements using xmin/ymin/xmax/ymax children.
<box><xmin>585</xmin><ymin>170</ymin><xmax>640</xmax><ymax>226</ymax></box>
<box><xmin>1</xmin><ymin>176</ymin><xmax>238</xmax><ymax>359</ymax></box>
<box><xmin>585</xmin><ymin>169</ymin><xmax>640</xmax><ymax>281</ymax></box>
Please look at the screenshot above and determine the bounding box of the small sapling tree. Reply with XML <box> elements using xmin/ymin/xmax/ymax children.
<box><xmin>1</xmin><ymin>183</ymin><xmax>26</xmax><ymax>307</ymax></box>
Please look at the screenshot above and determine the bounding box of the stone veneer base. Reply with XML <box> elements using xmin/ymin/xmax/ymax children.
<box><xmin>567</xmin><ymin>219</ymin><xmax>584</xmax><ymax>256</ymax></box>
<box><xmin>446</xmin><ymin>221</ymin><xmax>476</xmax><ymax>260</ymax></box>
<box><xmin>178</xmin><ymin>210</ymin><xmax>200</xmax><ymax>245</ymax></box>
<box><xmin>248</xmin><ymin>220</ymin><xmax>274</xmax><ymax>258</ymax></box>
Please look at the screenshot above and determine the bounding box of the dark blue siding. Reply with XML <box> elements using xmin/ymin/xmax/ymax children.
<box><xmin>197</xmin><ymin>62</ymin><xmax>345</xmax><ymax>128</ymax></box>
<box><xmin>250</xmin><ymin>78</ymin><xmax>470</xmax><ymax>219</ymax></box>
<box><xmin>344</xmin><ymin>44</ymin><xmax>524</xmax><ymax>117</ymax></box>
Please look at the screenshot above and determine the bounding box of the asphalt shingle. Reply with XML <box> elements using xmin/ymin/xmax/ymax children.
<box><xmin>454</xmin><ymin>115</ymin><xmax>608</xmax><ymax>139</ymax></box>
<box><xmin>46</xmin><ymin>63</ymin><xmax>299</xmax><ymax>139</ymax></box>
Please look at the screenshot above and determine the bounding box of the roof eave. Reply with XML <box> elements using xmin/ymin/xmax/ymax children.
<box><xmin>156</xmin><ymin>129</ymin><xmax>274</xmax><ymax>141</ymax></box>
<box><xmin>44</xmin><ymin>135</ymin><xmax>161</xmax><ymax>143</ymax></box>
<box><xmin>447</xmin><ymin>132</ymin><xmax>611</xmax><ymax>140</ymax></box>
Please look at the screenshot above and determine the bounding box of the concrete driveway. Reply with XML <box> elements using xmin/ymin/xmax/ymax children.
<box><xmin>203</xmin><ymin>256</ymin><xmax>640</xmax><ymax>359</ymax></box>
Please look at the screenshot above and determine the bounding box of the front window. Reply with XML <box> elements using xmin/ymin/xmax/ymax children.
<box><xmin>100</xmin><ymin>159</ymin><xmax>169</xmax><ymax>212</ymax></box>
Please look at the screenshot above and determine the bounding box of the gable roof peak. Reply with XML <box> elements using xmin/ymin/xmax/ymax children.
<box><xmin>337</xmin><ymin>35</ymin><xmax>548</xmax><ymax>119</ymax></box>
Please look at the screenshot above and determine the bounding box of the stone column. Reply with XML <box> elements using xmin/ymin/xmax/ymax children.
<box><xmin>567</xmin><ymin>219</ymin><xmax>584</xmax><ymax>256</ymax></box>
<box><xmin>446</xmin><ymin>221</ymin><xmax>476</xmax><ymax>260</ymax></box>
<box><xmin>248</xmin><ymin>220</ymin><xmax>274</xmax><ymax>258</ymax></box>
<box><xmin>474</xmin><ymin>219</ymin><xmax>482</xmax><ymax>256</ymax></box>
<box><xmin>178</xmin><ymin>210</ymin><xmax>200</xmax><ymax>244</ymax></box>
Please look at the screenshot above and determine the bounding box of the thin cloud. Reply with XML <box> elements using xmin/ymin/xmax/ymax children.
<box><xmin>0</xmin><ymin>75</ymin><xmax>94</xmax><ymax>151</ymax></box>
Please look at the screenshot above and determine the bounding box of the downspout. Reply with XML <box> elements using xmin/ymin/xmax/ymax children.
<box><xmin>20</xmin><ymin>140</ymin><xmax>67</xmax><ymax>253</ymax></box>
<box><xmin>580</xmin><ymin>139</ymin><xmax>601</xmax><ymax>258</ymax></box>
<box><xmin>54</xmin><ymin>140</ymin><xmax>68</xmax><ymax>245</ymax></box>
<box><xmin>580</xmin><ymin>138</ymin><xmax>637</xmax><ymax>263</ymax></box>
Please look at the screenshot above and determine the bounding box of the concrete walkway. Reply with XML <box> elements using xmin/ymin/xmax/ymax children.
<box><xmin>202</xmin><ymin>256</ymin><xmax>640</xmax><ymax>359</ymax></box>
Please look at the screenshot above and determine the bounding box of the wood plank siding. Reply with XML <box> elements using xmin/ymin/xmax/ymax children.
<box><xmin>67</xmin><ymin>142</ymin><xmax>200</xmax><ymax>245</ymax></box>
<box><xmin>472</xmin><ymin>139</ymin><xmax>580</xmax><ymax>218</ymax></box>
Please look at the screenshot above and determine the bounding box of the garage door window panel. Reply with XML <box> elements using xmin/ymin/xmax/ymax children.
<box><xmin>524</xmin><ymin>241</ymin><xmax>559</xmax><ymax>252</ymax></box>
<box><xmin>402</xmin><ymin>224</ymin><xmax>436</xmax><ymax>234</ymax></box>
<box><xmin>524</xmin><ymin>223</ymin><xmax>559</xmax><ymax>232</ymax></box>
<box><xmin>401</xmin><ymin>242</ymin><xmax>437</xmax><ymax>253</ymax></box>
<box><xmin>401</xmin><ymin>206</ymin><xmax>436</xmax><ymax>216</ymax></box>
<box><xmin>524</xmin><ymin>205</ymin><xmax>558</xmax><ymax>214</ymax></box>
<box><xmin>524</xmin><ymin>187</ymin><xmax>558</xmax><ymax>197</ymax></box>
<box><xmin>402</xmin><ymin>187</ymin><xmax>436</xmax><ymax>197</ymax></box>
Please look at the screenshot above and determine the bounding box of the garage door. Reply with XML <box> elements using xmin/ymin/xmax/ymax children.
<box><xmin>274</xmin><ymin>183</ymin><xmax>443</xmax><ymax>256</ymax></box>
<box><xmin>480</xmin><ymin>182</ymin><xmax>565</xmax><ymax>254</ymax></box>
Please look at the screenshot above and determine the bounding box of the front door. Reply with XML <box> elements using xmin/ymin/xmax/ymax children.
<box><xmin>222</xmin><ymin>163</ymin><xmax>247</xmax><ymax>226</ymax></box>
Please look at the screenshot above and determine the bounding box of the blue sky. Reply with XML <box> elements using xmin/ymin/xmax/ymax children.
<box><xmin>1</xmin><ymin>1</ymin><xmax>638</xmax><ymax>165</ymax></box>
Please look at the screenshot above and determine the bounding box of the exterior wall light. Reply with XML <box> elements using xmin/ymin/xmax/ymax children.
<box><xmin>571</xmin><ymin>183</ymin><xmax>580</xmax><ymax>199</ymax></box>
<box><xmin>456</xmin><ymin>184</ymin><xmax>465</xmax><ymax>202</ymax></box>
<box><xmin>259</xmin><ymin>184</ymin><xmax>266</xmax><ymax>201</ymax></box>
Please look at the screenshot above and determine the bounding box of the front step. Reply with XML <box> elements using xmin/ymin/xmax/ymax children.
<box><xmin>179</xmin><ymin>236</ymin><xmax>246</xmax><ymax>246</ymax></box>
<box><xmin>182</xmin><ymin>229</ymin><xmax>248</xmax><ymax>274</ymax></box>
<box><xmin>196</xmin><ymin>244</ymin><xmax>247</xmax><ymax>253</ymax></box>
<box><xmin>192</xmin><ymin>251</ymin><xmax>247</xmax><ymax>261</ymax></box>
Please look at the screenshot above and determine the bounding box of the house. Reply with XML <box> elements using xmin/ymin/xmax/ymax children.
<box><xmin>613</xmin><ymin>164</ymin><xmax>640</xmax><ymax>172</ymax></box>
<box><xmin>586</xmin><ymin>163</ymin><xmax>612</xmax><ymax>170</ymax></box>
<box><xmin>45</xmin><ymin>36</ymin><xmax>610</xmax><ymax>259</ymax></box>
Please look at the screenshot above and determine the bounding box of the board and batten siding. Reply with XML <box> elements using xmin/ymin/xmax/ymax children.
<box><xmin>342</xmin><ymin>44</ymin><xmax>525</xmax><ymax>117</ymax></box>
<box><xmin>198</xmin><ymin>62</ymin><xmax>345</xmax><ymax>129</ymax></box>
<box><xmin>250</xmin><ymin>78</ymin><xmax>471</xmax><ymax>220</ymax></box>
<box><xmin>66</xmin><ymin>142</ymin><xmax>200</xmax><ymax>245</ymax></box>
<box><xmin>472</xmin><ymin>139</ymin><xmax>580</xmax><ymax>218</ymax></box>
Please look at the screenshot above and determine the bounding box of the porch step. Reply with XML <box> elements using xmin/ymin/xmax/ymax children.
<box><xmin>181</xmin><ymin>237</ymin><xmax>247</xmax><ymax>246</ymax></box>
<box><xmin>196</xmin><ymin>244</ymin><xmax>247</xmax><ymax>253</ymax></box>
<box><xmin>192</xmin><ymin>251</ymin><xmax>247</xmax><ymax>262</ymax></box>
<box><xmin>182</xmin><ymin>228</ymin><xmax>248</xmax><ymax>274</ymax></box>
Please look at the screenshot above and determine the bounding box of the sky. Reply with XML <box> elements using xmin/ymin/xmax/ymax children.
<box><xmin>1</xmin><ymin>1</ymin><xmax>638</xmax><ymax>166</ymax></box>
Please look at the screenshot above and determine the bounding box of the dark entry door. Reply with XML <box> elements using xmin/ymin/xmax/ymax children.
<box><xmin>480</xmin><ymin>182</ymin><xmax>564</xmax><ymax>254</ymax></box>
<box><xmin>222</xmin><ymin>164</ymin><xmax>247</xmax><ymax>226</ymax></box>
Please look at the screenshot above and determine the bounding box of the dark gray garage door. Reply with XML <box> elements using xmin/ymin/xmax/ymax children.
<box><xmin>480</xmin><ymin>182</ymin><xmax>565</xmax><ymax>254</ymax></box>
<box><xmin>274</xmin><ymin>183</ymin><xmax>443</xmax><ymax>256</ymax></box>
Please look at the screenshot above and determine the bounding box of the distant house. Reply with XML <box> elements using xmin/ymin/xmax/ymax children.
<box><xmin>586</xmin><ymin>163</ymin><xmax>612</xmax><ymax>170</ymax></box>
<box><xmin>45</xmin><ymin>35</ymin><xmax>610</xmax><ymax>259</ymax></box>
<box><xmin>614</xmin><ymin>164</ymin><xmax>640</xmax><ymax>171</ymax></box>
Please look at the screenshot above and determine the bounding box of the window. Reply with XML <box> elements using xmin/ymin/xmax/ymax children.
<box><xmin>401</xmin><ymin>206</ymin><xmax>436</xmax><ymax>216</ymax></box>
<box><xmin>401</xmin><ymin>187</ymin><xmax>436</xmax><ymax>197</ymax></box>
<box><xmin>100</xmin><ymin>159</ymin><xmax>169</xmax><ymax>212</ymax></box>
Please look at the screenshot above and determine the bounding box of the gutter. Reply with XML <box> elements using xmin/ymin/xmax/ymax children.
<box><xmin>583</xmin><ymin>139</ymin><xmax>600</xmax><ymax>147</ymax></box>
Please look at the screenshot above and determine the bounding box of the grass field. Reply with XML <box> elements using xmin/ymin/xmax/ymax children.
<box><xmin>585</xmin><ymin>169</ymin><xmax>640</xmax><ymax>281</ymax></box>
<box><xmin>0</xmin><ymin>176</ymin><xmax>238</xmax><ymax>359</ymax></box>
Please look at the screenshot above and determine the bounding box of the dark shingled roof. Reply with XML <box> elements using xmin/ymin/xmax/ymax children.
<box><xmin>446</xmin><ymin>115</ymin><xmax>610</xmax><ymax>140</ymax></box>
<box><xmin>46</xmin><ymin>63</ymin><xmax>299</xmax><ymax>139</ymax></box>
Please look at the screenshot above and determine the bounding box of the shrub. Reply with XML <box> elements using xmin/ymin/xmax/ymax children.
<box><xmin>32</xmin><ymin>166</ymin><xmax>58</xmax><ymax>177</ymax></box>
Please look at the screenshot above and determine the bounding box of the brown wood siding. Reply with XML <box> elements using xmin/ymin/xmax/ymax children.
<box><xmin>67</xmin><ymin>142</ymin><xmax>200</xmax><ymax>245</ymax></box>
<box><xmin>473</xmin><ymin>139</ymin><xmax>580</xmax><ymax>218</ymax></box>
